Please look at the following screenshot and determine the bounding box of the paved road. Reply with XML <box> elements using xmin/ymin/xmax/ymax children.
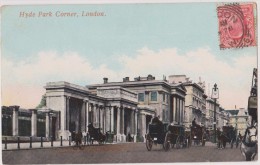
<box><xmin>2</xmin><ymin>142</ymin><xmax>257</xmax><ymax>164</ymax></box>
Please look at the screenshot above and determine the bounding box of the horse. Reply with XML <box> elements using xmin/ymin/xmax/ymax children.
<box><xmin>221</xmin><ymin>126</ymin><xmax>237</xmax><ymax>148</ymax></box>
<box><xmin>216</xmin><ymin>128</ymin><xmax>224</xmax><ymax>149</ymax></box>
<box><xmin>190</xmin><ymin>125</ymin><xmax>206</xmax><ymax>146</ymax></box>
<box><xmin>71</xmin><ymin>131</ymin><xmax>83</xmax><ymax>149</ymax></box>
<box><xmin>240</xmin><ymin>125</ymin><xmax>258</xmax><ymax>161</ymax></box>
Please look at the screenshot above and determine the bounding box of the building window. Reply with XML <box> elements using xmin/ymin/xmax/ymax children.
<box><xmin>138</xmin><ymin>93</ymin><xmax>145</xmax><ymax>102</ymax></box>
<box><xmin>163</xmin><ymin>93</ymin><xmax>165</xmax><ymax>102</ymax></box>
<box><xmin>151</xmin><ymin>91</ymin><xmax>157</xmax><ymax>101</ymax></box>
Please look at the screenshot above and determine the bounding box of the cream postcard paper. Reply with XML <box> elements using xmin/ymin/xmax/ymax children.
<box><xmin>1</xmin><ymin>1</ymin><xmax>258</xmax><ymax>164</ymax></box>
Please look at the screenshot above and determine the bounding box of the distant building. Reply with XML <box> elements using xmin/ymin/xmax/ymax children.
<box><xmin>226</xmin><ymin>108</ymin><xmax>249</xmax><ymax>135</ymax></box>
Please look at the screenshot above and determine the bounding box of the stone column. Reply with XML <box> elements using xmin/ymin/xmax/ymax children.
<box><xmin>85</xmin><ymin>100</ymin><xmax>89</xmax><ymax>132</ymax></box>
<box><xmin>182</xmin><ymin>99</ymin><xmax>185</xmax><ymax>124</ymax></box>
<box><xmin>121</xmin><ymin>107</ymin><xmax>125</xmax><ymax>141</ymax></box>
<box><xmin>180</xmin><ymin>99</ymin><xmax>182</xmax><ymax>124</ymax></box>
<box><xmin>100</xmin><ymin>106</ymin><xmax>103</xmax><ymax>131</ymax></box>
<box><xmin>173</xmin><ymin>97</ymin><xmax>177</xmax><ymax>123</ymax></box>
<box><xmin>81</xmin><ymin>100</ymin><xmax>85</xmax><ymax>132</ymax></box>
<box><xmin>58</xmin><ymin>95</ymin><xmax>70</xmax><ymax>140</ymax></box>
<box><xmin>45</xmin><ymin>112</ymin><xmax>50</xmax><ymax>138</ymax></box>
<box><xmin>11</xmin><ymin>106</ymin><xmax>19</xmax><ymax>136</ymax></box>
<box><xmin>116</xmin><ymin>107</ymin><xmax>121</xmax><ymax>141</ymax></box>
<box><xmin>134</xmin><ymin>109</ymin><xmax>138</xmax><ymax>142</ymax></box>
<box><xmin>66</xmin><ymin>96</ymin><xmax>70</xmax><ymax>130</ymax></box>
<box><xmin>49</xmin><ymin>113</ymin><xmax>53</xmax><ymax>138</ymax></box>
<box><xmin>89</xmin><ymin>103</ymin><xmax>93</xmax><ymax>124</ymax></box>
<box><xmin>94</xmin><ymin>104</ymin><xmax>99</xmax><ymax>128</ymax></box>
<box><xmin>30</xmin><ymin>109</ymin><xmax>37</xmax><ymax>137</ymax></box>
<box><xmin>141</xmin><ymin>113</ymin><xmax>146</xmax><ymax>140</ymax></box>
<box><xmin>103</xmin><ymin>106</ymin><xmax>106</xmax><ymax>133</ymax></box>
<box><xmin>111</xmin><ymin>106</ymin><xmax>114</xmax><ymax>133</ymax></box>
<box><xmin>177</xmin><ymin>97</ymin><xmax>180</xmax><ymax>123</ymax></box>
<box><xmin>98</xmin><ymin>105</ymin><xmax>101</xmax><ymax>128</ymax></box>
<box><xmin>131</xmin><ymin>109</ymin><xmax>135</xmax><ymax>136</ymax></box>
<box><xmin>93</xmin><ymin>104</ymin><xmax>97</xmax><ymax>127</ymax></box>
<box><xmin>105</xmin><ymin>106</ymin><xmax>110</xmax><ymax>132</ymax></box>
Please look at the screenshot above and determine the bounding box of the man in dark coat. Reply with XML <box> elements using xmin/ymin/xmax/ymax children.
<box><xmin>192</xmin><ymin>118</ymin><xmax>199</xmax><ymax>127</ymax></box>
<box><xmin>151</xmin><ymin>115</ymin><xmax>163</xmax><ymax>125</ymax></box>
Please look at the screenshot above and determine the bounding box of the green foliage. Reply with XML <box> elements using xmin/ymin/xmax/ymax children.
<box><xmin>36</xmin><ymin>95</ymin><xmax>46</xmax><ymax>108</ymax></box>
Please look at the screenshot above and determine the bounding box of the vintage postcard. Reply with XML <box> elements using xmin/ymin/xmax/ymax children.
<box><xmin>1</xmin><ymin>0</ymin><xmax>258</xmax><ymax>164</ymax></box>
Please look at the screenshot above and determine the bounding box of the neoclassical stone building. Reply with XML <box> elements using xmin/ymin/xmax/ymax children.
<box><xmin>168</xmin><ymin>75</ymin><xmax>207</xmax><ymax>130</ymax></box>
<box><xmin>44</xmin><ymin>74</ymin><xmax>186</xmax><ymax>142</ymax></box>
<box><xmin>3</xmin><ymin>74</ymin><xmax>236</xmax><ymax>142</ymax></box>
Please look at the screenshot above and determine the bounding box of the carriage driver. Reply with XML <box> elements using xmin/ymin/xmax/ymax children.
<box><xmin>151</xmin><ymin>115</ymin><xmax>163</xmax><ymax>125</ymax></box>
<box><xmin>192</xmin><ymin>118</ymin><xmax>199</xmax><ymax>128</ymax></box>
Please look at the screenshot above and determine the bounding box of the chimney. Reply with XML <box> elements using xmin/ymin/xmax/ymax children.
<box><xmin>103</xmin><ymin>77</ymin><xmax>108</xmax><ymax>84</ymax></box>
<box><xmin>123</xmin><ymin>77</ymin><xmax>129</xmax><ymax>82</ymax></box>
<box><xmin>147</xmin><ymin>74</ymin><xmax>155</xmax><ymax>80</ymax></box>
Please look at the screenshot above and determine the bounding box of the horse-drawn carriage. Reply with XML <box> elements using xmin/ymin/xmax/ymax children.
<box><xmin>240</xmin><ymin>68</ymin><xmax>258</xmax><ymax>161</ymax></box>
<box><xmin>145</xmin><ymin>123</ymin><xmax>170</xmax><ymax>151</ymax></box>
<box><xmin>220</xmin><ymin>126</ymin><xmax>237</xmax><ymax>148</ymax></box>
<box><xmin>165</xmin><ymin>124</ymin><xmax>188</xmax><ymax>149</ymax></box>
<box><xmin>189</xmin><ymin>125</ymin><xmax>206</xmax><ymax>146</ymax></box>
<box><xmin>87</xmin><ymin>123</ymin><xmax>106</xmax><ymax>144</ymax></box>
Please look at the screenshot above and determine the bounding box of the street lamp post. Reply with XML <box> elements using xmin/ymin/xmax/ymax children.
<box><xmin>212</xmin><ymin>83</ymin><xmax>219</xmax><ymax>143</ymax></box>
<box><xmin>214</xmin><ymin>97</ymin><xmax>217</xmax><ymax>143</ymax></box>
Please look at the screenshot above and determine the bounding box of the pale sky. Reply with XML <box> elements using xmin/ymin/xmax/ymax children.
<box><xmin>1</xmin><ymin>2</ymin><xmax>258</xmax><ymax>109</ymax></box>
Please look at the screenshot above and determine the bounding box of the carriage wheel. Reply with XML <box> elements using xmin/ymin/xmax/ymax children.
<box><xmin>146</xmin><ymin>134</ymin><xmax>153</xmax><ymax>151</ymax></box>
<box><xmin>230</xmin><ymin>139</ymin><xmax>234</xmax><ymax>148</ymax></box>
<box><xmin>163</xmin><ymin>132</ymin><xmax>171</xmax><ymax>152</ymax></box>
<box><xmin>201</xmin><ymin>133</ymin><xmax>205</xmax><ymax>146</ymax></box>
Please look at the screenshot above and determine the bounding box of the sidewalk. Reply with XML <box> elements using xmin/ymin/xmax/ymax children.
<box><xmin>2</xmin><ymin>140</ymin><xmax>217</xmax><ymax>151</ymax></box>
<box><xmin>2</xmin><ymin>140</ymin><xmax>117</xmax><ymax>151</ymax></box>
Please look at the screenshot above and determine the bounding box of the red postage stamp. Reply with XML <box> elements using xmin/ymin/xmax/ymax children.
<box><xmin>217</xmin><ymin>3</ymin><xmax>256</xmax><ymax>49</ymax></box>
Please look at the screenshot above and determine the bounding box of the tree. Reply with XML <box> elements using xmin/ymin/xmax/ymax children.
<box><xmin>36</xmin><ymin>94</ymin><xmax>46</xmax><ymax>108</ymax></box>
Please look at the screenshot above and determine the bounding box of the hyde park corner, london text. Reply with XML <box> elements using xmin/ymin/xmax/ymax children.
<box><xmin>19</xmin><ymin>11</ymin><xmax>106</xmax><ymax>18</ymax></box>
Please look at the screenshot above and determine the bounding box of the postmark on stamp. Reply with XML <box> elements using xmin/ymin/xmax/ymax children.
<box><xmin>217</xmin><ymin>3</ymin><xmax>256</xmax><ymax>49</ymax></box>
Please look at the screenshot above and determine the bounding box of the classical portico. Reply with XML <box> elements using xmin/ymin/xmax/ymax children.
<box><xmin>96</xmin><ymin>86</ymin><xmax>138</xmax><ymax>142</ymax></box>
<box><xmin>44</xmin><ymin>82</ymin><xmax>139</xmax><ymax>142</ymax></box>
<box><xmin>170</xmin><ymin>84</ymin><xmax>186</xmax><ymax>125</ymax></box>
